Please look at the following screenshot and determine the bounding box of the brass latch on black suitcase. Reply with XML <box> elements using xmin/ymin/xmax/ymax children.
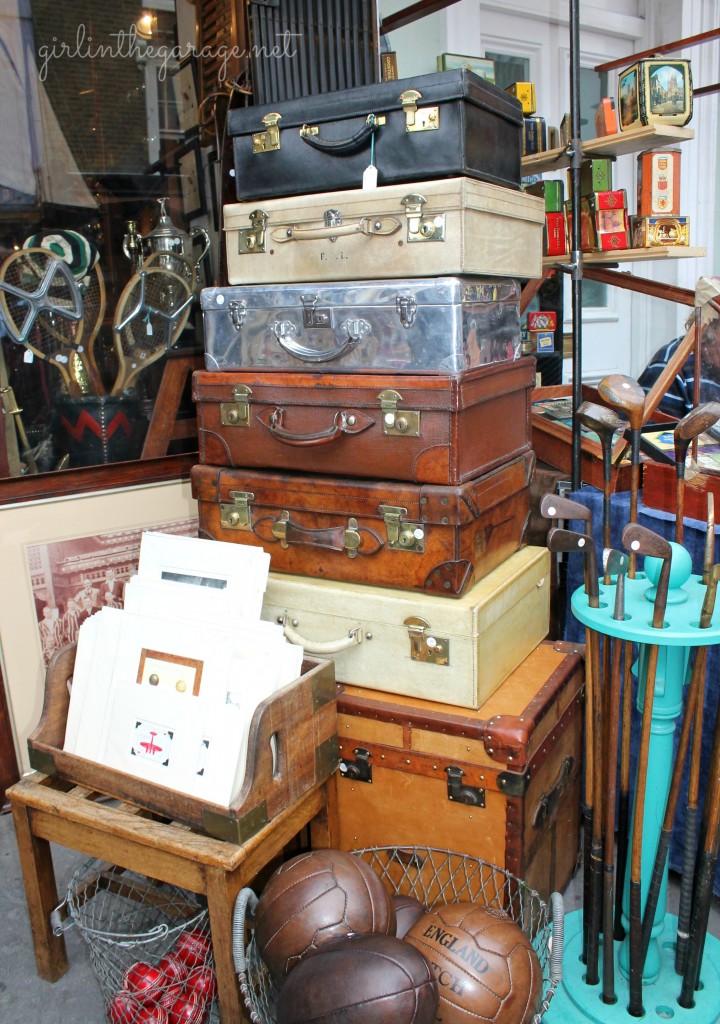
<box><xmin>252</xmin><ymin>112</ymin><xmax>282</xmax><ymax>153</ymax></box>
<box><xmin>400</xmin><ymin>88</ymin><xmax>440</xmax><ymax>132</ymax></box>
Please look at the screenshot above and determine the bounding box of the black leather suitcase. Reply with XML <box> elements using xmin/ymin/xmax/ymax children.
<box><xmin>228</xmin><ymin>69</ymin><xmax>523</xmax><ymax>201</ymax></box>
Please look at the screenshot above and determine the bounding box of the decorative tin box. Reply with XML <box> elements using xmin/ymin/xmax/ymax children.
<box><xmin>618</xmin><ymin>58</ymin><xmax>692</xmax><ymax>131</ymax></box>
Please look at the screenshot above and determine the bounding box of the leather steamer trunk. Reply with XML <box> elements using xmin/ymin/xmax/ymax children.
<box><xmin>200</xmin><ymin>276</ymin><xmax>522</xmax><ymax>374</ymax></box>
<box><xmin>333</xmin><ymin>640</ymin><xmax>583</xmax><ymax>901</ymax></box>
<box><xmin>191</xmin><ymin>452</ymin><xmax>534</xmax><ymax>598</ymax></box>
<box><xmin>224</xmin><ymin>177</ymin><xmax>545</xmax><ymax>285</ymax></box>
<box><xmin>228</xmin><ymin>68</ymin><xmax>523</xmax><ymax>201</ymax></box>
<box><xmin>261</xmin><ymin>546</ymin><xmax>551</xmax><ymax>709</ymax></box>
<box><xmin>192</xmin><ymin>358</ymin><xmax>535</xmax><ymax>486</ymax></box>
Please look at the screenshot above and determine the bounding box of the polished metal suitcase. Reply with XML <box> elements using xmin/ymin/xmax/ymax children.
<box><xmin>191</xmin><ymin>451</ymin><xmax>534</xmax><ymax>597</ymax></box>
<box><xmin>224</xmin><ymin>177</ymin><xmax>545</xmax><ymax>284</ymax></box>
<box><xmin>260</xmin><ymin>546</ymin><xmax>551</xmax><ymax>708</ymax></box>
<box><xmin>334</xmin><ymin>639</ymin><xmax>584</xmax><ymax>901</ymax></box>
<box><xmin>228</xmin><ymin>69</ymin><xmax>523</xmax><ymax>201</ymax></box>
<box><xmin>201</xmin><ymin>276</ymin><xmax>521</xmax><ymax>373</ymax></box>
<box><xmin>193</xmin><ymin>358</ymin><xmax>535</xmax><ymax>485</ymax></box>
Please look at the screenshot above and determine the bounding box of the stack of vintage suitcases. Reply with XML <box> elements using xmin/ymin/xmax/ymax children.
<box><xmin>190</xmin><ymin>68</ymin><xmax>584</xmax><ymax>900</ymax></box>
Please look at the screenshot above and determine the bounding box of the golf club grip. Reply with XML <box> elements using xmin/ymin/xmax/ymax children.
<box><xmin>602</xmin><ymin>865</ymin><xmax>616</xmax><ymax>1003</ymax></box>
<box><xmin>678</xmin><ymin>856</ymin><xmax>715</xmax><ymax>1007</ymax></box>
<box><xmin>585</xmin><ymin>842</ymin><xmax>603</xmax><ymax>984</ymax></box>
<box><xmin>614</xmin><ymin>791</ymin><xmax>630</xmax><ymax>939</ymax></box>
<box><xmin>582</xmin><ymin>804</ymin><xmax>592</xmax><ymax>963</ymax></box>
<box><xmin>628</xmin><ymin>881</ymin><xmax>644</xmax><ymax>1016</ymax></box>
<box><xmin>675</xmin><ymin>805</ymin><xmax>698</xmax><ymax>973</ymax></box>
<box><xmin>640</xmin><ymin>828</ymin><xmax>671</xmax><ymax>968</ymax></box>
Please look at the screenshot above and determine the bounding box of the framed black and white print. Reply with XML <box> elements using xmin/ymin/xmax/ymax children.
<box><xmin>170</xmin><ymin>55</ymin><xmax>200</xmax><ymax>137</ymax></box>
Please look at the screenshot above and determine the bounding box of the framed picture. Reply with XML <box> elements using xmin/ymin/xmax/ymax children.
<box><xmin>436</xmin><ymin>53</ymin><xmax>495</xmax><ymax>83</ymax></box>
<box><xmin>170</xmin><ymin>55</ymin><xmax>200</xmax><ymax>137</ymax></box>
<box><xmin>176</xmin><ymin>137</ymin><xmax>207</xmax><ymax>219</ymax></box>
<box><xmin>0</xmin><ymin>478</ymin><xmax>198</xmax><ymax>772</ymax></box>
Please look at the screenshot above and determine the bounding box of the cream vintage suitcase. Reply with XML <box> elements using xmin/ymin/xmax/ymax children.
<box><xmin>260</xmin><ymin>546</ymin><xmax>550</xmax><ymax>708</ymax></box>
<box><xmin>224</xmin><ymin>177</ymin><xmax>545</xmax><ymax>285</ymax></box>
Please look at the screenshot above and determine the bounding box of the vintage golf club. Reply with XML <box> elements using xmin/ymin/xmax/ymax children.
<box><xmin>621</xmin><ymin>522</ymin><xmax>672</xmax><ymax>1017</ymax></box>
<box><xmin>597</xmin><ymin>374</ymin><xmax>646</xmax><ymax>577</ymax></box>
<box><xmin>547</xmin><ymin>523</ymin><xmax>600</xmax><ymax>966</ymax></box>
<box><xmin>675</xmin><ymin>500</ymin><xmax>715</xmax><ymax>976</ymax></box>
<box><xmin>640</xmin><ymin>563</ymin><xmax>720</xmax><ymax>978</ymax></box>
<box><xmin>673</xmin><ymin>402</ymin><xmax>720</xmax><ymax>544</ymax></box>
<box><xmin>577</xmin><ymin>401</ymin><xmax>622</xmax><ymax>576</ymax></box>
<box><xmin>679</xmin><ymin>646</ymin><xmax>720</xmax><ymax>1008</ymax></box>
<box><xmin>601</xmin><ymin>550</ymin><xmax>628</xmax><ymax>1004</ymax></box>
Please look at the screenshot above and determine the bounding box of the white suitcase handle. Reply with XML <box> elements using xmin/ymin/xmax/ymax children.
<box><xmin>280</xmin><ymin>616</ymin><xmax>363</xmax><ymax>654</ymax></box>
<box><xmin>271</xmin><ymin>215</ymin><xmax>400</xmax><ymax>243</ymax></box>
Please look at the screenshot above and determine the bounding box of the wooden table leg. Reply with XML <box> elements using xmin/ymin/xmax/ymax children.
<box><xmin>10</xmin><ymin>799</ymin><xmax>69</xmax><ymax>981</ymax></box>
<box><xmin>205</xmin><ymin>867</ymin><xmax>247</xmax><ymax>1024</ymax></box>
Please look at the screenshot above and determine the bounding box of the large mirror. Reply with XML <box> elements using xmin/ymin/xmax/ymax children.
<box><xmin>0</xmin><ymin>0</ymin><xmax>228</xmax><ymax>495</ymax></box>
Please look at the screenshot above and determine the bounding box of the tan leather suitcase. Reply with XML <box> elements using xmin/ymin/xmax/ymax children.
<box><xmin>192</xmin><ymin>358</ymin><xmax>535</xmax><ymax>486</ymax></box>
<box><xmin>192</xmin><ymin>452</ymin><xmax>533</xmax><ymax>597</ymax></box>
<box><xmin>333</xmin><ymin>639</ymin><xmax>584</xmax><ymax>901</ymax></box>
<box><xmin>224</xmin><ymin>177</ymin><xmax>545</xmax><ymax>285</ymax></box>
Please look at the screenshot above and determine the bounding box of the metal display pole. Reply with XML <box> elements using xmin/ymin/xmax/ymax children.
<box><xmin>569</xmin><ymin>0</ymin><xmax>583</xmax><ymax>491</ymax></box>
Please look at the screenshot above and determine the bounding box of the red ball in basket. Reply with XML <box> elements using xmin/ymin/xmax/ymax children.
<box><xmin>185</xmin><ymin>965</ymin><xmax>217</xmax><ymax>1004</ymax></box>
<box><xmin>121</xmin><ymin>960</ymin><xmax>166</xmax><ymax>1004</ymax></box>
<box><xmin>164</xmin><ymin>991</ymin><xmax>209</xmax><ymax>1024</ymax></box>
<box><xmin>405</xmin><ymin>902</ymin><xmax>543</xmax><ymax>1024</ymax></box>
<box><xmin>254</xmin><ymin>849</ymin><xmax>397</xmax><ymax>979</ymax></box>
<box><xmin>174</xmin><ymin>928</ymin><xmax>213</xmax><ymax>968</ymax></box>
<box><xmin>275</xmin><ymin>933</ymin><xmax>439</xmax><ymax>1024</ymax></box>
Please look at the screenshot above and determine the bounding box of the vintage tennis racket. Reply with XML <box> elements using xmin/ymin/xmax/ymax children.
<box><xmin>111</xmin><ymin>267</ymin><xmax>193</xmax><ymax>396</ymax></box>
<box><xmin>0</xmin><ymin>248</ymin><xmax>85</xmax><ymax>396</ymax></box>
<box><xmin>75</xmin><ymin>261</ymin><xmax>107</xmax><ymax>395</ymax></box>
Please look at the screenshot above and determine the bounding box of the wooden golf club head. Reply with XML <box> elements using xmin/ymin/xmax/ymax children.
<box><xmin>597</xmin><ymin>374</ymin><xmax>646</xmax><ymax>431</ymax></box>
<box><xmin>674</xmin><ymin>402</ymin><xmax>720</xmax><ymax>478</ymax></box>
<box><xmin>547</xmin><ymin>525</ymin><xmax>599</xmax><ymax>606</ymax></box>
<box><xmin>540</xmin><ymin>493</ymin><xmax>592</xmax><ymax>532</ymax></box>
<box><xmin>577</xmin><ymin>400</ymin><xmax>622</xmax><ymax>442</ymax></box>
<box><xmin>621</xmin><ymin>522</ymin><xmax>672</xmax><ymax>628</ymax></box>
<box><xmin>604</xmin><ymin>548</ymin><xmax>629</xmax><ymax>578</ymax></box>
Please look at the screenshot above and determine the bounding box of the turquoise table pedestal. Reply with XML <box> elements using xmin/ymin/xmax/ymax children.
<box><xmin>546</xmin><ymin>545</ymin><xmax>720</xmax><ymax>1023</ymax></box>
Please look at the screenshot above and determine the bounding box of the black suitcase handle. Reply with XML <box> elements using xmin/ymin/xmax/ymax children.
<box><xmin>299</xmin><ymin>116</ymin><xmax>380</xmax><ymax>154</ymax></box>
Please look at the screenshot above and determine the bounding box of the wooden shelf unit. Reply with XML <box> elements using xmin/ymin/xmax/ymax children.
<box><xmin>522</xmin><ymin>124</ymin><xmax>695</xmax><ymax>176</ymax></box>
<box><xmin>543</xmin><ymin>245</ymin><xmax>706</xmax><ymax>269</ymax></box>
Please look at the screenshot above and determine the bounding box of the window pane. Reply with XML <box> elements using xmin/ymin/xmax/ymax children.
<box><xmin>484</xmin><ymin>52</ymin><xmax>530</xmax><ymax>91</ymax></box>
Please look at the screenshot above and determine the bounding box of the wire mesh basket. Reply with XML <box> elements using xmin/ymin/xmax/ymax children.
<box><xmin>232</xmin><ymin>846</ymin><xmax>564</xmax><ymax>1024</ymax></box>
<box><xmin>56</xmin><ymin>858</ymin><xmax>220</xmax><ymax>1024</ymax></box>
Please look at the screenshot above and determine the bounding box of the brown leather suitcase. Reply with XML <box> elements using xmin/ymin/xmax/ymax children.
<box><xmin>333</xmin><ymin>639</ymin><xmax>584</xmax><ymax>901</ymax></box>
<box><xmin>191</xmin><ymin>452</ymin><xmax>534</xmax><ymax>597</ymax></box>
<box><xmin>192</xmin><ymin>358</ymin><xmax>535</xmax><ymax>486</ymax></box>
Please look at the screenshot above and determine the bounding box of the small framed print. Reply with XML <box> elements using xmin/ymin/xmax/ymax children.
<box><xmin>170</xmin><ymin>55</ymin><xmax>200</xmax><ymax>137</ymax></box>
<box><xmin>136</xmin><ymin>648</ymin><xmax>204</xmax><ymax>697</ymax></box>
<box><xmin>437</xmin><ymin>53</ymin><xmax>495</xmax><ymax>83</ymax></box>
<box><xmin>176</xmin><ymin>138</ymin><xmax>206</xmax><ymax>219</ymax></box>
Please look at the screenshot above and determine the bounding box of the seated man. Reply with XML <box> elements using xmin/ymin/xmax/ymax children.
<box><xmin>638</xmin><ymin>314</ymin><xmax>720</xmax><ymax>418</ymax></box>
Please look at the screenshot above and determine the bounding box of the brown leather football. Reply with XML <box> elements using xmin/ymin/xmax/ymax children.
<box><xmin>405</xmin><ymin>902</ymin><xmax>543</xmax><ymax>1024</ymax></box>
<box><xmin>254</xmin><ymin>849</ymin><xmax>396</xmax><ymax>979</ymax></box>
<box><xmin>275</xmin><ymin>933</ymin><xmax>439</xmax><ymax>1024</ymax></box>
<box><xmin>392</xmin><ymin>894</ymin><xmax>427</xmax><ymax>938</ymax></box>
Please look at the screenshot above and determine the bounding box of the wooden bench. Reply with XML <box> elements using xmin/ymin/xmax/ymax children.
<box><xmin>8</xmin><ymin>773</ymin><xmax>337</xmax><ymax>1023</ymax></box>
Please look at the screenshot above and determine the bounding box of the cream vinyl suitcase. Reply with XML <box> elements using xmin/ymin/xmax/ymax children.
<box><xmin>260</xmin><ymin>546</ymin><xmax>550</xmax><ymax>708</ymax></box>
<box><xmin>224</xmin><ymin>177</ymin><xmax>545</xmax><ymax>285</ymax></box>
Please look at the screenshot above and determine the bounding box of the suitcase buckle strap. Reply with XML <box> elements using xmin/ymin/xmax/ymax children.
<box><xmin>271</xmin><ymin>512</ymin><xmax>364</xmax><ymax>557</ymax></box>
<box><xmin>401</xmin><ymin>194</ymin><xmax>445</xmax><ymax>243</ymax></box>
<box><xmin>399</xmin><ymin>88</ymin><xmax>440</xmax><ymax>133</ymax></box>
<box><xmin>403</xmin><ymin>616</ymin><xmax>449</xmax><ymax>665</ymax></box>
<box><xmin>379</xmin><ymin>505</ymin><xmax>425</xmax><ymax>552</ymax></box>
<box><xmin>378</xmin><ymin>389</ymin><xmax>420</xmax><ymax>437</ymax></box>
